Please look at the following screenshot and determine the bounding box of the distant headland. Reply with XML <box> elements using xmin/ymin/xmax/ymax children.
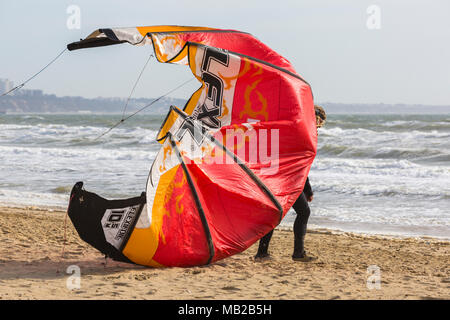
<box><xmin>1</xmin><ymin>78</ymin><xmax>449</xmax><ymax>115</ymax></box>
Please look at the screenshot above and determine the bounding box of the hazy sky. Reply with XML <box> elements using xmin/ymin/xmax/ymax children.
<box><xmin>1</xmin><ymin>0</ymin><xmax>449</xmax><ymax>105</ymax></box>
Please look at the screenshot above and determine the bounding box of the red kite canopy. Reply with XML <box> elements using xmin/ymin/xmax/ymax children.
<box><xmin>67</xmin><ymin>26</ymin><xmax>317</xmax><ymax>267</ymax></box>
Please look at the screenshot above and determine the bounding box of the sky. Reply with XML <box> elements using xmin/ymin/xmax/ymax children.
<box><xmin>0</xmin><ymin>0</ymin><xmax>449</xmax><ymax>105</ymax></box>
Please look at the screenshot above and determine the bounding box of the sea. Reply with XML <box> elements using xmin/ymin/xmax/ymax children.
<box><xmin>0</xmin><ymin>113</ymin><xmax>449</xmax><ymax>239</ymax></box>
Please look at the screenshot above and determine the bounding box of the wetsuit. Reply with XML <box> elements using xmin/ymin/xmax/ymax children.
<box><xmin>256</xmin><ymin>177</ymin><xmax>313</xmax><ymax>258</ymax></box>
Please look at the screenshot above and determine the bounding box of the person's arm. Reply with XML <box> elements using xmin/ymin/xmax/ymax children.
<box><xmin>303</xmin><ymin>177</ymin><xmax>314</xmax><ymax>202</ymax></box>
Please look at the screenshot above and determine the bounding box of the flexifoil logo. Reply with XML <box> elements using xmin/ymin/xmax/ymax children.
<box><xmin>104</xmin><ymin>209</ymin><xmax>126</xmax><ymax>229</ymax></box>
<box><xmin>102</xmin><ymin>206</ymin><xmax>139</xmax><ymax>250</ymax></box>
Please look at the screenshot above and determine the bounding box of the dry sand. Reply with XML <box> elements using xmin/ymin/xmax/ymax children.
<box><xmin>0</xmin><ymin>205</ymin><xmax>449</xmax><ymax>300</ymax></box>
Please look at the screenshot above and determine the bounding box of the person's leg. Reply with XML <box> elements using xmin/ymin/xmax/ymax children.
<box><xmin>255</xmin><ymin>229</ymin><xmax>274</xmax><ymax>258</ymax></box>
<box><xmin>292</xmin><ymin>192</ymin><xmax>312</xmax><ymax>259</ymax></box>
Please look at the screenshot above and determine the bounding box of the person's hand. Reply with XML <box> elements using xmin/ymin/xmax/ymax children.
<box><xmin>307</xmin><ymin>195</ymin><xmax>313</xmax><ymax>202</ymax></box>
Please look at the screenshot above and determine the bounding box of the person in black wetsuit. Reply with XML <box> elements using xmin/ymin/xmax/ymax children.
<box><xmin>255</xmin><ymin>105</ymin><xmax>327</xmax><ymax>262</ymax></box>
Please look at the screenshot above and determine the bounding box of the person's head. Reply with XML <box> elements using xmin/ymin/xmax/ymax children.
<box><xmin>314</xmin><ymin>105</ymin><xmax>326</xmax><ymax>128</ymax></box>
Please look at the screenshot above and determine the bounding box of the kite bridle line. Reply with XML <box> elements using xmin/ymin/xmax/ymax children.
<box><xmin>121</xmin><ymin>52</ymin><xmax>154</xmax><ymax>119</ymax></box>
<box><xmin>0</xmin><ymin>47</ymin><xmax>68</xmax><ymax>97</ymax></box>
<box><xmin>60</xmin><ymin>192</ymin><xmax>75</xmax><ymax>261</ymax></box>
<box><xmin>0</xmin><ymin>42</ymin><xmax>194</xmax><ymax>139</ymax></box>
<box><xmin>92</xmin><ymin>77</ymin><xmax>196</xmax><ymax>141</ymax></box>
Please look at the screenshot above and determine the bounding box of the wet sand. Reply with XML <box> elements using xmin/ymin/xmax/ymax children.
<box><xmin>0</xmin><ymin>206</ymin><xmax>449</xmax><ymax>300</ymax></box>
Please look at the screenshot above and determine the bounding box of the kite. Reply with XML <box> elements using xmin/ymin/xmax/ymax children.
<box><xmin>67</xmin><ymin>26</ymin><xmax>317</xmax><ymax>267</ymax></box>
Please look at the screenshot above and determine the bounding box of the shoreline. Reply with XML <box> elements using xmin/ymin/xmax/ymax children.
<box><xmin>1</xmin><ymin>205</ymin><xmax>449</xmax><ymax>300</ymax></box>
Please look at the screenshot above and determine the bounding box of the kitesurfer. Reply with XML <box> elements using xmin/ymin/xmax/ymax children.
<box><xmin>255</xmin><ymin>105</ymin><xmax>327</xmax><ymax>262</ymax></box>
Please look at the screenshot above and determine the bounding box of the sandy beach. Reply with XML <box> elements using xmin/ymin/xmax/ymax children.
<box><xmin>0</xmin><ymin>205</ymin><xmax>448</xmax><ymax>300</ymax></box>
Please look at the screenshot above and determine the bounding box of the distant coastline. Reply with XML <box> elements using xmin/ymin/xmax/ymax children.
<box><xmin>0</xmin><ymin>89</ymin><xmax>188</xmax><ymax>114</ymax></box>
<box><xmin>1</xmin><ymin>88</ymin><xmax>449</xmax><ymax>115</ymax></box>
<box><xmin>320</xmin><ymin>102</ymin><xmax>450</xmax><ymax>115</ymax></box>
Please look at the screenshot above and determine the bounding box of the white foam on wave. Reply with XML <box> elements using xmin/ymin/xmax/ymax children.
<box><xmin>0</xmin><ymin>123</ymin><xmax>160</xmax><ymax>146</ymax></box>
<box><xmin>0</xmin><ymin>144</ymin><xmax>158</xmax><ymax>162</ymax></box>
<box><xmin>0</xmin><ymin>143</ymin><xmax>158</xmax><ymax>206</ymax></box>
<box><xmin>310</xmin><ymin>157</ymin><xmax>450</xmax><ymax>198</ymax></box>
<box><xmin>0</xmin><ymin>188</ymin><xmax>68</xmax><ymax>209</ymax></box>
<box><xmin>2</xmin><ymin>114</ymin><xmax>449</xmax><ymax>238</ymax></box>
<box><xmin>279</xmin><ymin>196</ymin><xmax>450</xmax><ymax>239</ymax></box>
<box><xmin>317</xmin><ymin>123</ymin><xmax>450</xmax><ymax>164</ymax></box>
<box><xmin>321</xmin><ymin>126</ymin><xmax>450</xmax><ymax>143</ymax></box>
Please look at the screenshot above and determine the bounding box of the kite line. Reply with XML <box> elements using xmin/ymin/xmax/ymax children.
<box><xmin>0</xmin><ymin>45</ymin><xmax>195</xmax><ymax>139</ymax></box>
<box><xmin>93</xmin><ymin>77</ymin><xmax>196</xmax><ymax>141</ymax></box>
<box><xmin>121</xmin><ymin>53</ymin><xmax>154</xmax><ymax>119</ymax></box>
<box><xmin>0</xmin><ymin>48</ymin><xmax>67</xmax><ymax>97</ymax></box>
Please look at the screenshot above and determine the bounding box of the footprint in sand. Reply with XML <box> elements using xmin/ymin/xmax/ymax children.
<box><xmin>147</xmin><ymin>289</ymin><xmax>157</xmax><ymax>295</ymax></box>
<box><xmin>221</xmin><ymin>286</ymin><xmax>241</xmax><ymax>291</ymax></box>
<box><xmin>113</xmin><ymin>282</ymin><xmax>131</xmax><ymax>287</ymax></box>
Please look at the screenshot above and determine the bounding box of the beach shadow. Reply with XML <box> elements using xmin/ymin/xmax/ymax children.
<box><xmin>0</xmin><ymin>256</ymin><xmax>148</xmax><ymax>281</ymax></box>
